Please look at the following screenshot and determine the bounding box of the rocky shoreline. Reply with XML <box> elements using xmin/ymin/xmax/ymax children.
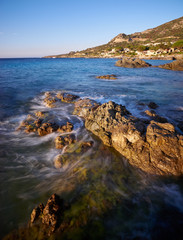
<box><xmin>4</xmin><ymin>88</ymin><xmax>183</xmax><ymax>239</ymax></box>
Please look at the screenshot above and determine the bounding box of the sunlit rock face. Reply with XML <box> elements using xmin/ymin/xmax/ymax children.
<box><xmin>74</xmin><ymin>100</ymin><xmax>183</xmax><ymax>176</ymax></box>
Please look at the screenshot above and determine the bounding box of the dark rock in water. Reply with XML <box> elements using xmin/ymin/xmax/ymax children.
<box><xmin>145</xmin><ymin>110</ymin><xmax>167</xmax><ymax>123</ymax></box>
<box><xmin>73</xmin><ymin>98</ymin><xmax>100</xmax><ymax>118</ymax></box>
<box><xmin>55</xmin><ymin>134</ymin><xmax>76</xmax><ymax>149</ymax></box>
<box><xmin>30</xmin><ymin>194</ymin><xmax>64</xmax><ymax>235</ymax></box>
<box><xmin>115</xmin><ymin>57</ymin><xmax>152</xmax><ymax>68</ymax></box>
<box><xmin>96</xmin><ymin>74</ymin><xmax>117</xmax><ymax>80</ymax></box>
<box><xmin>158</xmin><ymin>59</ymin><xmax>183</xmax><ymax>71</ymax></box>
<box><xmin>148</xmin><ymin>102</ymin><xmax>158</xmax><ymax>109</ymax></box>
<box><xmin>42</xmin><ymin>194</ymin><xmax>64</xmax><ymax>233</ymax></box>
<box><xmin>73</xmin><ymin>100</ymin><xmax>183</xmax><ymax>176</ymax></box>
<box><xmin>57</xmin><ymin>92</ymin><xmax>79</xmax><ymax>103</ymax></box>
<box><xmin>178</xmin><ymin>122</ymin><xmax>183</xmax><ymax>132</ymax></box>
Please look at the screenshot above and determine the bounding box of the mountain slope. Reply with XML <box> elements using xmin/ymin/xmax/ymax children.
<box><xmin>44</xmin><ymin>16</ymin><xmax>183</xmax><ymax>58</ymax></box>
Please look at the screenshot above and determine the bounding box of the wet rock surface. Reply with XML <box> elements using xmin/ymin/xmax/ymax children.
<box><xmin>55</xmin><ymin>134</ymin><xmax>76</xmax><ymax>149</ymax></box>
<box><xmin>73</xmin><ymin>100</ymin><xmax>183</xmax><ymax>176</ymax></box>
<box><xmin>115</xmin><ymin>57</ymin><xmax>152</xmax><ymax>68</ymax></box>
<box><xmin>158</xmin><ymin>59</ymin><xmax>183</xmax><ymax>71</ymax></box>
<box><xmin>96</xmin><ymin>74</ymin><xmax>117</xmax><ymax>80</ymax></box>
<box><xmin>17</xmin><ymin>111</ymin><xmax>73</xmax><ymax>136</ymax></box>
<box><xmin>57</xmin><ymin>92</ymin><xmax>79</xmax><ymax>103</ymax></box>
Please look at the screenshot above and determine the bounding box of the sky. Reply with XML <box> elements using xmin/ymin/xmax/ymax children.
<box><xmin>0</xmin><ymin>0</ymin><xmax>183</xmax><ymax>58</ymax></box>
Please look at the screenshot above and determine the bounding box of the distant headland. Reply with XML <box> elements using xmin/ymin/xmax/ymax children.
<box><xmin>44</xmin><ymin>16</ymin><xmax>183</xmax><ymax>60</ymax></box>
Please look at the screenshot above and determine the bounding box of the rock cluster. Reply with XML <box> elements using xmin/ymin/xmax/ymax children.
<box><xmin>115</xmin><ymin>57</ymin><xmax>152</xmax><ymax>68</ymax></box>
<box><xmin>73</xmin><ymin>99</ymin><xmax>183</xmax><ymax>175</ymax></box>
<box><xmin>55</xmin><ymin>134</ymin><xmax>76</xmax><ymax>149</ymax></box>
<box><xmin>17</xmin><ymin>111</ymin><xmax>73</xmax><ymax>137</ymax></box>
<box><xmin>96</xmin><ymin>74</ymin><xmax>117</xmax><ymax>80</ymax></box>
<box><xmin>158</xmin><ymin>59</ymin><xmax>183</xmax><ymax>71</ymax></box>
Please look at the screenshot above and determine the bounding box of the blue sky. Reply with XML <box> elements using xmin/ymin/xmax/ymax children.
<box><xmin>0</xmin><ymin>0</ymin><xmax>183</xmax><ymax>58</ymax></box>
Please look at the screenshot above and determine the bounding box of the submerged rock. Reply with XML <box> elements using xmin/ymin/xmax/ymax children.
<box><xmin>73</xmin><ymin>100</ymin><xmax>183</xmax><ymax>176</ymax></box>
<box><xmin>115</xmin><ymin>57</ymin><xmax>152</xmax><ymax>68</ymax></box>
<box><xmin>158</xmin><ymin>59</ymin><xmax>183</xmax><ymax>71</ymax></box>
<box><xmin>148</xmin><ymin>101</ymin><xmax>159</xmax><ymax>109</ymax></box>
<box><xmin>96</xmin><ymin>74</ymin><xmax>117</xmax><ymax>80</ymax></box>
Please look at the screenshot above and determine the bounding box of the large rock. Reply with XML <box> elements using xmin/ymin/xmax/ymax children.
<box><xmin>115</xmin><ymin>57</ymin><xmax>152</xmax><ymax>68</ymax></box>
<box><xmin>74</xmin><ymin>101</ymin><xmax>183</xmax><ymax>175</ymax></box>
<box><xmin>158</xmin><ymin>59</ymin><xmax>183</xmax><ymax>71</ymax></box>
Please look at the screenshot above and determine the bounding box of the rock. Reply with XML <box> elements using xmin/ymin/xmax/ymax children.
<box><xmin>145</xmin><ymin>110</ymin><xmax>156</xmax><ymax>117</ymax></box>
<box><xmin>44</xmin><ymin>96</ymin><xmax>57</xmax><ymax>108</ymax></box>
<box><xmin>158</xmin><ymin>59</ymin><xmax>183</xmax><ymax>71</ymax></box>
<box><xmin>37</xmin><ymin>122</ymin><xmax>59</xmax><ymax>136</ymax></box>
<box><xmin>96</xmin><ymin>74</ymin><xmax>117</xmax><ymax>80</ymax></box>
<box><xmin>148</xmin><ymin>102</ymin><xmax>158</xmax><ymax>109</ymax></box>
<box><xmin>74</xmin><ymin>100</ymin><xmax>183</xmax><ymax>175</ymax></box>
<box><xmin>55</xmin><ymin>134</ymin><xmax>76</xmax><ymax>149</ymax></box>
<box><xmin>145</xmin><ymin>110</ymin><xmax>167</xmax><ymax>123</ymax></box>
<box><xmin>54</xmin><ymin>154</ymin><xmax>71</xmax><ymax>168</ymax></box>
<box><xmin>42</xmin><ymin>194</ymin><xmax>64</xmax><ymax>233</ymax></box>
<box><xmin>35</xmin><ymin>111</ymin><xmax>45</xmax><ymax>118</ymax></box>
<box><xmin>73</xmin><ymin>98</ymin><xmax>100</xmax><ymax>118</ymax></box>
<box><xmin>146</xmin><ymin>121</ymin><xmax>183</xmax><ymax>175</ymax></box>
<box><xmin>17</xmin><ymin>112</ymin><xmax>59</xmax><ymax>136</ymax></box>
<box><xmin>31</xmin><ymin>203</ymin><xmax>44</xmax><ymax>224</ymax></box>
<box><xmin>115</xmin><ymin>57</ymin><xmax>152</xmax><ymax>68</ymax></box>
<box><xmin>57</xmin><ymin>122</ymin><xmax>73</xmax><ymax>133</ymax></box>
<box><xmin>57</xmin><ymin>92</ymin><xmax>79</xmax><ymax>103</ymax></box>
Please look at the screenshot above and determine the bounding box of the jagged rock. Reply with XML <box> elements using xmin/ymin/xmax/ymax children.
<box><xmin>57</xmin><ymin>92</ymin><xmax>79</xmax><ymax>103</ymax></box>
<box><xmin>96</xmin><ymin>74</ymin><xmax>117</xmax><ymax>80</ymax></box>
<box><xmin>31</xmin><ymin>203</ymin><xmax>44</xmax><ymax>224</ymax></box>
<box><xmin>55</xmin><ymin>134</ymin><xmax>76</xmax><ymax>149</ymax></box>
<box><xmin>42</xmin><ymin>194</ymin><xmax>64</xmax><ymax>233</ymax></box>
<box><xmin>158</xmin><ymin>59</ymin><xmax>183</xmax><ymax>71</ymax></box>
<box><xmin>148</xmin><ymin>102</ymin><xmax>158</xmax><ymax>109</ymax></box>
<box><xmin>74</xmin><ymin>100</ymin><xmax>183</xmax><ymax>175</ymax></box>
<box><xmin>57</xmin><ymin>122</ymin><xmax>73</xmax><ymax>133</ymax></box>
<box><xmin>115</xmin><ymin>57</ymin><xmax>152</xmax><ymax>68</ymax></box>
<box><xmin>73</xmin><ymin>98</ymin><xmax>100</xmax><ymax>118</ymax></box>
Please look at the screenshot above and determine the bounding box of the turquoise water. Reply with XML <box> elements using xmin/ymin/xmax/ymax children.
<box><xmin>0</xmin><ymin>58</ymin><xmax>183</xmax><ymax>239</ymax></box>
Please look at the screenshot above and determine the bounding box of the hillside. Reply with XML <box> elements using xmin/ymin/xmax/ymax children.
<box><xmin>44</xmin><ymin>16</ymin><xmax>183</xmax><ymax>59</ymax></box>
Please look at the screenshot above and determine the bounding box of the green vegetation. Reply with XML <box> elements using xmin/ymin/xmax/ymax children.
<box><xmin>173</xmin><ymin>40</ymin><xmax>183</xmax><ymax>49</ymax></box>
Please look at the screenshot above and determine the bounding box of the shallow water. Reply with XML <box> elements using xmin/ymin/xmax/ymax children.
<box><xmin>0</xmin><ymin>58</ymin><xmax>183</xmax><ymax>239</ymax></box>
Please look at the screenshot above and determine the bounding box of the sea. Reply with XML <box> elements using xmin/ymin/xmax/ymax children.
<box><xmin>0</xmin><ymin>58</ymin><xmax>183</xmax><ymax>239</ymax></box>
